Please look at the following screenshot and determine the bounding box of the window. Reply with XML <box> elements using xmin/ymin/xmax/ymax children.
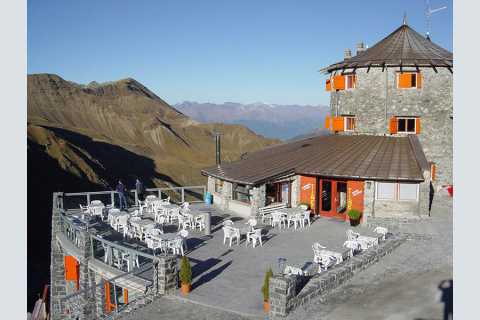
<box><xmin>398</xmin><ymin>183</ymin><xmax>418</xmax><ymax>201</ymax></box>
<box><xmin>345</xmin><ymin>74</ymin><xmax>356</xmax><ymax>89</ymax></box>
<box><xmin>330</xmin><ymin>74</ymin><xmax>356</xmax><ymax>91</ymax></box>
<box><xmin>214</xmin><ymin>179</ymin><xmax>223</xmax><ymax>193</ymax></box>
<box><xmin>397</xmin><ymin>117</ymin><xmax>416</xmax><ymax>133</ymax></box>
<box><xmin>376</xmin><ymin>182</ymin><xmax>396</xmax><ymax>200</ymax></box>
<box><xmin>344</xmin><ymin>116</ymin><xmax>356</xmax><ymax>131</ymax></box>
<box><xmin>233</xmin><ymin>184</ymin><xmax>251</xmax><ymax>203</ymax></box>
<box><xmin>397</xmin><ymin>72</ymin><xmax>422</xmax><ymax>89</ymax></box>
<box><xmin>390</xmin><ymin>117</ymin><xmax>420</xmax><ymax>134</ymax></box>
<box><xmin>376</xmin><ymin>182</ymin><xmax>419</xmax><ymax>201</ymax></box>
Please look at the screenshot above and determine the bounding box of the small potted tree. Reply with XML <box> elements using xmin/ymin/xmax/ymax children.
<box><xmin>347</xmin><ymin>209</ymin><xmax>362</xmax><ymax>226</ymax></box>
<box><xmin>261</xmin><ymin>268</ymin><xmax>273</xmax><ymax>313</ymax></box>
<box><xmin>179</xmin><ymin>256</ymin><xmax>192</xmax><ymax>296</ymax></box>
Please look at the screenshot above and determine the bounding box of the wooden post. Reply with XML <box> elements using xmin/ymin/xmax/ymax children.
<box><xmin>181</xmin><ymin>188</ymin><xmax>185</xmax><ymax>203</ymax></box>
<box><xmin>87</xmin><ymin>193</ymin><xmax>91</xmax><ymax>206</ymax></box>
<box><xmin>158</xmin><ymin>189</ymin><xmax>162</xmax><ymax>199</ymax></box>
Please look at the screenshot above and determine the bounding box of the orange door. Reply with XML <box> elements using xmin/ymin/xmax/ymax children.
<box><xmin>319</xmin><ymin>179</ymin><xmax>348</xmax><ymax>220</ymax></box>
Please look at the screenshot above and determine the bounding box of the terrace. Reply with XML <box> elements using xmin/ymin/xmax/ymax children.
<box><xmin>52</xmin><ymin>186</ymin><xmax>401</xmax><ymax>319</ymax></box>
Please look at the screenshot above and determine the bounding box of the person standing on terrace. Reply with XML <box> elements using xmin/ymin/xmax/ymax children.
<box><xmin>116</xmin><ymin>180</ymin><xmax>127</xmax><ymax>210</ymax></box>
<box><xmin>135</xmin><ymin>178</ymin><xmax>145</xmax><ymax>202</ymax></box>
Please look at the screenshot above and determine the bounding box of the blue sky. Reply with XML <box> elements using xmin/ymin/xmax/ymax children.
<box><xmin>28</xmin><ymin>0</ymin><xmax>452</xmax><ymax>106</ymax></box>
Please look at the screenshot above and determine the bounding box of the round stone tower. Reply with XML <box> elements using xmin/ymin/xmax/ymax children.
<box><xmin>322</xmin><ymin>23</ymin><xmax>453</xmax><ymax>187</ymax></box>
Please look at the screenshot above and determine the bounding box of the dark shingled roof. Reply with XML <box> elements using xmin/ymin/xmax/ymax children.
<box><xmin>202</xmin><ymin>135</ymin><xmax>426</xmax><ymax>185</ymax></box>
<box><xmin>323</xmin><ymin>23</ymin><xmax>453</xmax><ymax>73</ymax></box>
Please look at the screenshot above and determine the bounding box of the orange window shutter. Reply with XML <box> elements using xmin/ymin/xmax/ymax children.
<box><xmin>389</xmin><ymin>117</ymin><xmax>398</xmax><ymax>134</ymax></box>
<box><xmin>64</xmin><ymin>256</ymin><xmax>79</xmax><ymax>281</ymax></box>
<box><xmin>415</xmin><ymin>118</ymin><xmax>421</xmax><ymax>134</ymax></box>
<box><xmin>325</xmin><ymin>79</ymin><xmax>331</xmax><ymax>91</ymax></box>
<box><xmin>325</xmin><ymin>116</ymin><xmax>331</xmax><ymax>129</ymax></box>
<box><xmin>352</xmin><ymin>75</ymin><xmax>357</xmax><ymax>88</ymax></box>
<box><xmin>332</xmin><ymin>117</ymin><xmax>344</xmax><ymax>132</ymax></box>
<box><xmin>416</xmin><ymin>73</ymin><xmax>422</xmax><ymax>88</ymax></box>
<box><xmin>333</xmin><ymin>75</ymin><xmax>345</xmax><ymax>90</ymax></box>
<box><xmin>124</xmin><ymin>288</ymin><xmax>129</xmax><ymax>304</ymax></box>
<box><xmin>104</xmin><ymin>281</ymin><xmax>111</xmax><ymax>313</ymax></box>
<box><xmin>398</xmin><ymin>73</ymin><xmax>411</xmax><ymax>88</ymax></box>
<box><xmin>431</xmin><ymin>163</ymin><xmax>436</xmax><ymax>181</ymax></box>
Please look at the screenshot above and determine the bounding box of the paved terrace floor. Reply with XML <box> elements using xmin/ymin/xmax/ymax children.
<box><xmin>179</xmin><ymin>204</ymin><xmax>380</xmax><ymax>318</ymax></box>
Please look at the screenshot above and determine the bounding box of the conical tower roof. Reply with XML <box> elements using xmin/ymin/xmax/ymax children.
<box><xmin>323</xmin><ymin>23</ymin><xmax>452</xmax><ymax>73</ymax></box>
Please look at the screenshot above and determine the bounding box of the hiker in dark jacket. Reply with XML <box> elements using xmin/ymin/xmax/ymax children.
<box><xmin>116</xmin><ymin>180</ymin><xmax>127</xmax><ymax>210</ymax></box>
<box><xmin>135</xmin><ymin>179</ymin><xmax>145</xmax><ymax>202</ymax></box>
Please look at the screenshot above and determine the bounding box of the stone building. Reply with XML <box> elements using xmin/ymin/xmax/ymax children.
<box><xmin>324</xmin><ymin>21</ymin><xmax>452</xmax><ymax>187</ymax></box>
<box><xmin>202</xmin><ymin>21</ymin><xmax>451</xmax><ymax>221</ymax></box>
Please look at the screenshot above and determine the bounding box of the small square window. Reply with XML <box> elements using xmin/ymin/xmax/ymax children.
<box><xmin>397</xmin><ymin>117</ymin><xmax>417</xmax><ymax>133</ymax></box>
<box><xmin>344</xmin><ymin>116</ymin><xmax>356</xmax><ymax>131</ymax></box>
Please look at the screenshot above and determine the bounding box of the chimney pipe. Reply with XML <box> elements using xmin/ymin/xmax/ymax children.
<box><xmin>356</xmin><ymin>42</ymin><xmax>366</xmax><ymax>55</ymax></box>
<box><xmin>344</xmin><ymin>48</ymin><xmax>352</xmax><ymax>60</ymax></box>
<box><xmin>214</xmin><ymin>132</ymin><xmax>221</xmax><ymax>166</ymax></box>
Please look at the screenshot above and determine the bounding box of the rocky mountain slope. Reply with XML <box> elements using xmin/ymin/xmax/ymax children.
<box><xmin>27</xmin><ymin>73</ymin><xmax>278</xmax><ymax>308</ymax></box>
<box><xmin>175</xmin><ymin>101</ymin><xmax>329</xmax><ymax>140</ymax></box>
<box><xmin>28</xmin><ymin>74</ymin><xmax>278</xmax><ymax>188</ymax></box>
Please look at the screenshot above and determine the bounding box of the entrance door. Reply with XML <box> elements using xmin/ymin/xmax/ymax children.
<box><xmin>319</xmin><ymin>179</ymin><xmax>348</xmax><ymax>219</ymax></box>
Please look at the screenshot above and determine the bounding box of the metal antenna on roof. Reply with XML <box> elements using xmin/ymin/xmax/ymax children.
<box><xmin>403</xmin><ymin>12</ymin><xmax>408</xmax><ymax>25</ymax></box>
<box><xmin>425</xmin><ymin>0</ymin><xmax>447</xmax><ymax>40</ymax></box>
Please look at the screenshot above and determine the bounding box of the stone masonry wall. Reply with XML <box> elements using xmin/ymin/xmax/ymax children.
<box><xmin>330</xmin><ymin>67</ymin><xmax>452</xmax><ymax>187</ymax></box>
<box><xmin>50</xmin><ymin>193</ymin><xmax>67</xmax><ymax>320</ymax></box>
<box><xmin>249</xmin><ymin>184</ymin><xmax>266</xmax><ymax>216</ymax></box>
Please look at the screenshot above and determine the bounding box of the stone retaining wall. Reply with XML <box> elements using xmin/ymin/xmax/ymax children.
<box><xmin>269</xmin><ymin>235</ymin><xmax>406</xmax><ymax>318</ymax></box>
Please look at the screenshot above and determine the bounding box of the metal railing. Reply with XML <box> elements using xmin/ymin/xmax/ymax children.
<box><xmin>90</xmin><ymin>235</ymin><xmax>155</xmax><ymax>277</ymax></box>
<box><xmin>60</xmin><ymin>185</ymin><xmax>207</xmax><ymax>211</ymax></box>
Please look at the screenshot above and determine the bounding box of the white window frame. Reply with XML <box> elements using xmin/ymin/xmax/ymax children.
<box><xmin>343</xmin><ymin>116</ymin><xmax>356</xmax><ymax>132</ymax></box>
<box><xmin>397</xmin><ymin>183</ymin><xmax>419</xmax><ymax>201</ymax></box>
<box><xmin>375</xmin><ymin>182</ymin><xmax>396</xmax><ymax>200</ymax></box>
<box><xmin>345</xmin><ymin>74</ymin><xmax>356</xmax><ymax>90</ymax></box>
<box><xmin>375</xmin><ymin>182</ymin><xmax>419</xmax><ymax>201</ymax></box>
<box><xmin>396</xmin><ymin>72</ymin><xmax>420</xmax><ymax>89</ymax></box>
<box><xmin>396</xmin><ymin>117</ymin><xmax>417</xmax><ymax>134</ymax></box>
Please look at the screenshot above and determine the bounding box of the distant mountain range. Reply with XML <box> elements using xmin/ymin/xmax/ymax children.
<box><xmin>175</xmin><ymin>101</ymin><xmax>330</xmax><ymax>140</ymax></box>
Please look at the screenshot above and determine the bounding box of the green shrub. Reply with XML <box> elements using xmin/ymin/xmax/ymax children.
<box><xmin>261</xmin><ymin>268</ymin><xmax>274</xmax><ymax>302</ymax></box>
<box><xmin>179</xmin><ymin>256</ymin><xmax>192</xmax><ymax>285</ymax></box>
<box><xmin>347</xmin><ymin>209</ymin><xmax>362</xmax><ymax>220</ymax></box>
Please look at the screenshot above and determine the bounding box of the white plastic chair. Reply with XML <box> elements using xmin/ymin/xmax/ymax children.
<box><xmin>194</xmin><ymin>215</ymin><xmax>206</xmax><ymax>231</ymax></box>
<box><xmin>271</xmin><ymin>211</ymin><xmax>286</xmax><ymax>229</ymax></box>
<box><xmin>167</xmin><ymin>238</ymin><xmax>184</xmax><ymax>255</ymax></box>
<box><xmin>287</xmin><ymin>213</ymin><xmax>302</xmax><ymax>230</ymax></box>
<box><xmin>222</xmin><ymin>226</ymin><xmax>240</xmax><ymax>247</ymax></box>
<box><xmin>346</xmin><ymin>229</ymin><xmax>360</xmax><ymax>241</ymax></box>
<box><xmin>246</xmin><ymin>228</ymin><xmax>263</xmax><ymax>248</ymax></box>
<box><xmin>177</xmin><ymin>229</ymin><xmax>189</xmax><ymax>251</ymax></box>
<box><xmin>301</xmin><ymin>210</ymin><xmax>312</xmax><ymax>227</ymax></box>
<box><xmin>223</xmin><ymin>219</ymin><xmax>234</xmax><ymax>227</ymax></box>
<box><xmin>374</xmin><ymin>226</ymin><xmax>388</xmax><ymax>241</ymax></box>
<box><xmin>284</xmin><ymin>265</ymin><xmax>304</xmax><ymax>276</ymax></box>
<box><xmin>121</xmin><ymin>252</ymin><xmax>140</xmax><ymax>272</ymax></box>
<box><xmin>343</xmin><ymin>240</ymin><xmax>362</xmax><ymax>257</ymax></box>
